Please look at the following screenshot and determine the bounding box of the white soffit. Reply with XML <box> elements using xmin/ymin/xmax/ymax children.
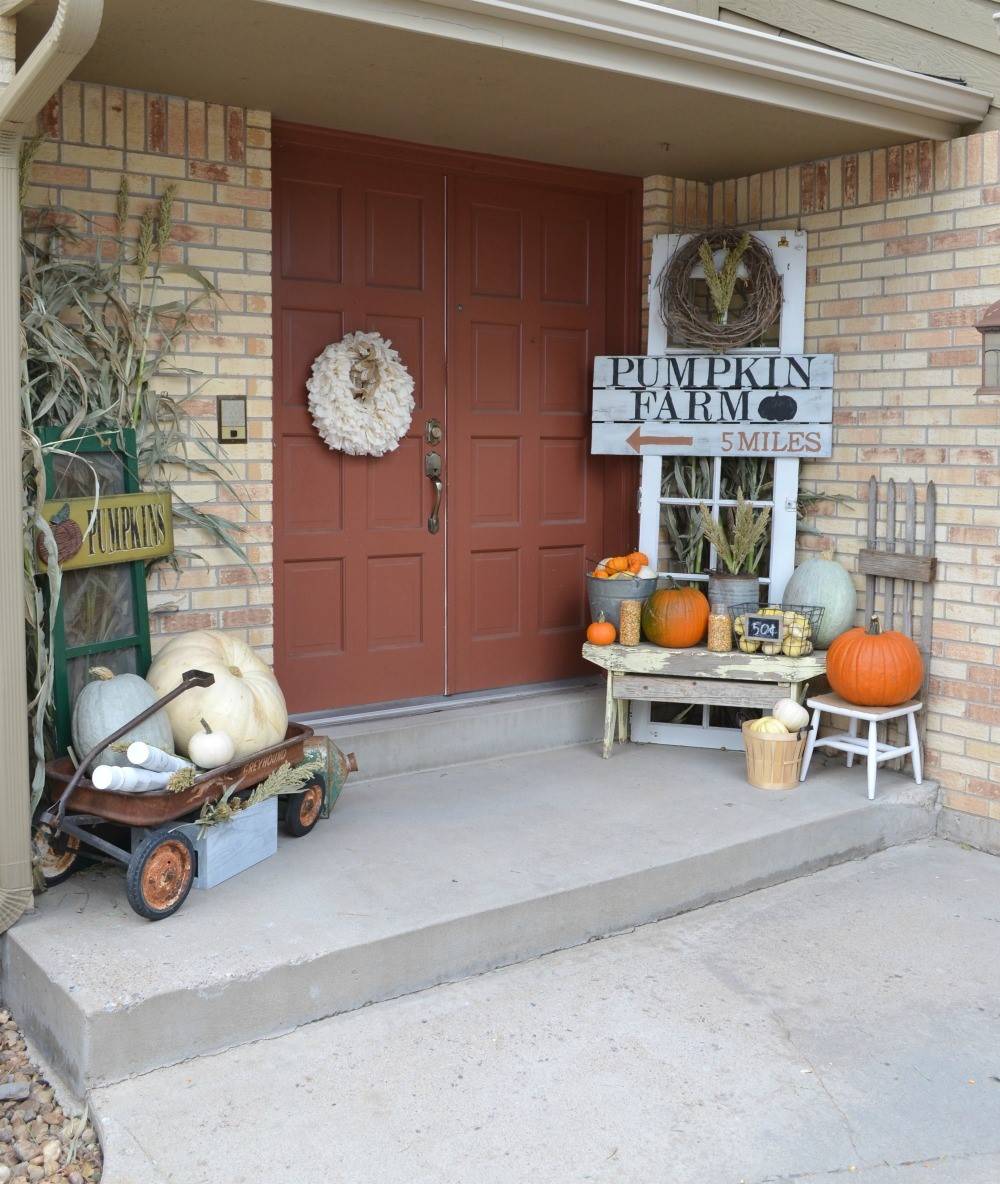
<box><xmin>254</xmin><ymin>0</ymin><xmax>992</xmax><ymax>140</ymax></box>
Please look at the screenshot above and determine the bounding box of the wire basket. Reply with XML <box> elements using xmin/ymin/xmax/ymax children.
<box><xmin>728</xmin><ymin>602</ymin><xmax>824</xmax><ymax>657</ymax></box>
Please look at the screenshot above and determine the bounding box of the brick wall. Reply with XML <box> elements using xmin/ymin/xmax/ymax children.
<box><xmin>644</xmin><ymin>133</ymin><xmax>1000</xmax><ymax>820</ymax></box>
<box><xmin>23</xmin><ymin>82</ymin><xmax>275</xmax><ymax>661</ymax></box>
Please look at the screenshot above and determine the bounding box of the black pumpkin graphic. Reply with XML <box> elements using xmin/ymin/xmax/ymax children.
<box><xmin>758</xmin><ymin>393</ymin><xmax>798</xmax><ymax>422</ymax></box>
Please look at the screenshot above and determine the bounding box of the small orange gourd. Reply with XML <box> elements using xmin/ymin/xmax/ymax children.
<box><xmin>591</xmin><ymin>567</ymin><xmax>609</xmax><ymax>579</ymax></box>
<box><xmin>605</xmin><ymin>556</ymin><xmax>630</xmax><ymax>575</ymax></box>
<box><xmin>826</xmin><ymin>615</ymin><xmax>923</xmax><ymax>706</ymax></box>
<box><xmin>586</xmin><ymin>614</ymin><xmax>616</xmax><ymax>646</ymax></box>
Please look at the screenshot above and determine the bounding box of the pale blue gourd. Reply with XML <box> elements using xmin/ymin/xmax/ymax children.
<box><xmin>71</xmin><ymin>667</ymin><xmax>174</xmax><ymax>771</ymax></box>
<box><xmin>783</xmin><ymin>556</ymin><xmax>858</xmax><ymax>649</ymax></box>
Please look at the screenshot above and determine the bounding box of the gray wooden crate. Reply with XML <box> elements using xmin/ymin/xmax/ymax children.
<box><xmin>132</xmin><ymin>797</ymin><xmax>277</xmax><ymax>890</ymax></box>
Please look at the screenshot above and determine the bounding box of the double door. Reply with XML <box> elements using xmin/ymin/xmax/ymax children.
<box><xmin>274</xmin><ymin>128</ymin><xmax>638</xmax><ymax>712</ymax></box>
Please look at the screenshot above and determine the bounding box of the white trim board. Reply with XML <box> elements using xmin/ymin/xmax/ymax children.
<box><xmin>254</xmin><ymin>0</ymin><xmax>990</xmax><ymax>140</ymax></box>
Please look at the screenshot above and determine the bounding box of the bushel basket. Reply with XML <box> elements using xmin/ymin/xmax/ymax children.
<box><xmin>741</xmin><ymin>721</ymin><xmax>807</xmax><ymax>791</ymax></box>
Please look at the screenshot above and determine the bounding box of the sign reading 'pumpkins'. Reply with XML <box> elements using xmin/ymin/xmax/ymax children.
<box><xmin>591</xmin><ymin>353</ymin><xmax>834</xmax><ymax>458</ymax></box>
<box><xmin>38</xmin><ymin>491</ymin><xmax>173</xmax><ymax>571</ymax></box>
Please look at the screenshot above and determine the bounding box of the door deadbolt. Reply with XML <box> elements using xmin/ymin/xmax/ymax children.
<box><xmin>425</xmin><ymin>418</ymin><xmax>443</xmax><ymax>445</ymax></box>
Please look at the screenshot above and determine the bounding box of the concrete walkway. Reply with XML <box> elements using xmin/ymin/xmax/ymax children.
<box><xmin>95</xmin><ymin>840</ymin><xmax>1000</xmax><ymax>1184</ymax></box>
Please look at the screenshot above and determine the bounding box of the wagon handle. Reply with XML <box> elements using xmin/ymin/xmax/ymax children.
<box><xmin>44</xmin><ymin>669</ymin><xmax>216</xmax><ymax>831</ymax></box>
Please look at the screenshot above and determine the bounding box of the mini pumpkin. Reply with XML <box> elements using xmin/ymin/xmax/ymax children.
<box><xmin>641</xmin><ymin>585</ymin><xmax>709</xmax><ymax>648</ymax></box>
<box><xmin>826</xmin><ymin>615</ymin><xmax>923</xmax><ymax>707</ymax></box>
<box><xmin>586</xmin><ymin>614</ymin><xmax>616</xmax><ymax>646</ymax></box>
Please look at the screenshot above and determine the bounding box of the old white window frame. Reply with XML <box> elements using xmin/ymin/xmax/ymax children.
<box><xmin>631</xmin><ymin>230</ymin><xmax>807</xmax><ymax>749</ymax></box>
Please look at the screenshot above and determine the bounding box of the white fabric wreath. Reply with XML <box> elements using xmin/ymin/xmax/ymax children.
<box><xmin>307</xmin><ymin>331</ymin><xmax>415</xmax><ymax>457</ymax></box>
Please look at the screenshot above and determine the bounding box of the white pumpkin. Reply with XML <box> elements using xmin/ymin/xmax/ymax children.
<box><xmin>188</xmin><ymin>720</ymin><xmax>237</xmax><ymax>770</ymax></box>
<box><xmin>772</xmin><ymin>697</ymin><xmax>810</xmax><ymax>732</ymax></box>
<box><xmin>146</xmin><ymin>631</ymin><xmax>288</xmax><ymax>761</ymax></box>
<box><xmin>747</xmin><ymin>715</ymin><xmax>788</xmax><ymax>735</ymax></box>
<box><xmin>72</xmin><ymin>667</ymin><xmax>174</xmax><ymax>772</ymax></box>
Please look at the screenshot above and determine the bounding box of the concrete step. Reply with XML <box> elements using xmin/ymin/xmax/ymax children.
<box><xmin>1</xmin><ymin>742</ymin><xmax>937</xmax><ymax>1094</ymax></box>
<box><xmin>310</xmin><ymin>682</ymin><xmax>605</xmax><ymax>781</ymax></box>
<box><xmin>92</xmin><ymin>841</ymin><xmax>1000</xmax><ymax>1184</ymax></box>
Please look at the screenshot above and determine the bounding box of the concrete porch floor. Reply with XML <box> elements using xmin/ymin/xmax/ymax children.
<box><xmin>1</xmin><ymin>740</ymin><xmax>936</xmax><ymax>1095</ymax></box>
<box><xmin>92</xmin><ymin>840</ymin><xmax>1000</xmax><ymax>1184</ymax></box>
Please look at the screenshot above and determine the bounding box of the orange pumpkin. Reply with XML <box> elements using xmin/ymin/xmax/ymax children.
<box><xmin>641</xmin><ymin>585</ymin><xmax>709</xmax><ymax>648</ymax></box>
<box><xmin>586</xmin><ymin>615</ymin><xmax>616</xmax><ymax>646</ymax></box>
<box><xmin>826</xmin><ymin>615</ymin><xmax>923</xmax><ymax>706</ymax></box>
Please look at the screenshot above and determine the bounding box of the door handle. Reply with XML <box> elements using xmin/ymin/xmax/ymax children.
<box><xmin>425</xmin><ymin>451</ymin><xmax>443</xmax><ymax>534</ymax></box>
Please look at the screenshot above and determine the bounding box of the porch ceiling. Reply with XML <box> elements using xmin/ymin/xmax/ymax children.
<box><xmin>17</xmin><ymin>0</ymin><xmax>992</xmax><ymax>179</ymax></box>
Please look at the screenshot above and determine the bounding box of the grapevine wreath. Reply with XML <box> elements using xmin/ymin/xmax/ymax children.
<box><xmin>658</xmin><ymin>230</ymin><xmax>782</xmax><ymax>351</ymax></box>
<box><xmin>307</xmin><ymin>330</ymin><xmax>415</xmax><ymax>457</ymax></box>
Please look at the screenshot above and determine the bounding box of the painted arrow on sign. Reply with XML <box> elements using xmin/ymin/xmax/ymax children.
<box><xmin>625</xmin><ymin>426</ymin><xmax>695</xmax><ymax>452</ymax></box>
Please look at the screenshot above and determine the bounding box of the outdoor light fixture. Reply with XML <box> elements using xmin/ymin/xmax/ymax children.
<box><xmin>975</xmin><ymin>300</ymin><xmax>1000</xmax><ymax>397</ymax></box>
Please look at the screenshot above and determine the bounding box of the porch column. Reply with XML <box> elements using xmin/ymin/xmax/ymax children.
<box><xmin>0</xmin><ymin>0</ymin><xmax>103</xmax><ymax>933</ymax></box>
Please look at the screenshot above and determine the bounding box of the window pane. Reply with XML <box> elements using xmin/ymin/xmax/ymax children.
<box><xmin>660</xmin><ymin>456</ymin><xmax>714</xmax><ymax>503</ymax></box>
<box><xmin>68</xmin><ymin>646</ymin><xmax>139</xmax><ymax>708</ymax></box>
<box><xmin>658</xmin><ymin>504</ymin><xmax>709</xmax><ymax>576</ymax></box>
<box><xmin>62</xmin><ymin>566</ymin><xmax>136</xmax><ymax>648</ymax></box>
<box><xmin>50</xmin><ymin>450</ymin><xmax>127</xmax><ymax>500</ymax></box>
<box><xmin>665</xmin><ymin>280</ymin><xmax>779</xmax><ymax>349</ymax></box>
<box><xmin>708</xmin><ymin>704</ymin><xmax>755</xmax><ymax>730</ymax></box>
<box><xmin>719</xmin><ymin>457</ymin><xmax>773</xmax><ymax>502</ymax></box>
<box><xmin>651</xmin><ymin>702</ymin><xmax>702</xmax><ymax>725</ymax></box>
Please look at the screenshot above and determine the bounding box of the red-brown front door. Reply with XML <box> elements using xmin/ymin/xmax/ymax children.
<box><xmin>274</xmin><ymin>137</ymin><xmax>446</xmax><ymax>711</ymax></box>
<box><xmin>274</xmin><ymin>127</ymin><xmax>639</xmax><ymax>713</ymax></box>
<box><xmin>446</xmin><ymin>176</ymin><xmax>610</xmax><ymax>692</ymax></box>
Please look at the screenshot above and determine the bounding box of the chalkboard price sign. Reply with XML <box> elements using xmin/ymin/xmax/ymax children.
<box><xmin>745</xmin><ymin>614</ymin><xmax>785</xmax><ymax>643</ymax></box>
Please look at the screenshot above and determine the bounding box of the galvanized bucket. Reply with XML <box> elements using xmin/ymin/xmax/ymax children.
<box><xmin>707</xmin><ymin>572</ymin><xmax>761</xmax><ymax>613</ymax></box>
<box><xmin>587</xmin><ymin>575</ymin><xmax>658</xmax><ymax>631</ymax></box>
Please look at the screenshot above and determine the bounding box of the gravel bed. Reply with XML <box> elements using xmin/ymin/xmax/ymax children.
<box><xmin>0</xmin><ymin>1009</ymin><xmax>102</xmax><ymax>1183</ymax></box>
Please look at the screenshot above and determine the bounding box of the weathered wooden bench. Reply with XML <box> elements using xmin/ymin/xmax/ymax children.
<box><xmin>582</xmin><ymin>642</ymin><xmax>827</xmax><ymax>757</ymax></box>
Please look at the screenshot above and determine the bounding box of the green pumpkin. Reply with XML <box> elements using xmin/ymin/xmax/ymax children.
<box><xmin>72</xmin><ymin>666</ymin><xmax>174</xmax><ymax>771</ymax></box>
<box><xmin>782</xmin><ymin>556</ymin><xmax>857</xmax><ymax>648</ymax></box>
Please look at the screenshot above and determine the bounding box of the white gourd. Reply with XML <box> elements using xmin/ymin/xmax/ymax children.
<box><xmin>747</xmin><ymin>716</ymin><xmax>788</xmax><ymax>735</ymax></box>
<box><xmin>146</xmin><ymin>630</ymin><xmax>288</xmax><ymax>761</ymax></box>
<box><xmin>772</xmin><ymin>697</ymin><xmax>810</xmax><ymax>732</ymax></box>
<box><xmin>72</xmin><ymin>667</ymin><xmax>174</xmax><ymax>772</ymax></box>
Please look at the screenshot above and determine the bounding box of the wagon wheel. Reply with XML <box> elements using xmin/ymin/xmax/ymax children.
<box><xmin>32</xmin><ymin>824</ymin><xmax>83</xmax><ymax>887</ymax></box>
<box><xmin>283</xmin><ymin>781</ymin><xmax>323</xmax><ymax>837</ymax></box>
<box><xmin>126</xmin><ymin>831</ymin><xmax>195</xmax><ymax>921</ymax></box>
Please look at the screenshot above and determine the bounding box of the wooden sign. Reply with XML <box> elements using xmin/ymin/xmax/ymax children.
<box><xmin>591</xmin><ymin>352</ymin><xmax>833</xmax><ymax>458</ymax></box>
<box><xmin>38</xmin><ymin>491</ymin><xmax>173</xmax><ymax>571</ymax></box>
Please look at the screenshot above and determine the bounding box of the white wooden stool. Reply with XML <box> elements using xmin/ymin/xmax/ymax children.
<box><xmin>799</xmin><ymin>692</ymin><xmax>922</xmax><ymax>799</ymax></box>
